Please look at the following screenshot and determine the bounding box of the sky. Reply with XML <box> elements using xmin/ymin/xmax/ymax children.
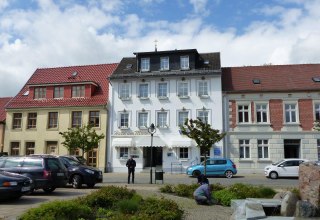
<box><xmin>1</xmin><ymin>0</ymin><xmax>320</xmax><ymax>97</ymax></box>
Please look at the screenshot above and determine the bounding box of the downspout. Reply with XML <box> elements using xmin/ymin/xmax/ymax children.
<box><xmin>222</xmin><ymin>93</ymin><xmax>229</xmax><ymax>158</ymax></box>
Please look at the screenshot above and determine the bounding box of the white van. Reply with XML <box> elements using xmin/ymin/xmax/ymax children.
<box><xmin>264</xmin><ymin>158</ymin><xmax>308</xmax><ymax>179</ymax></box>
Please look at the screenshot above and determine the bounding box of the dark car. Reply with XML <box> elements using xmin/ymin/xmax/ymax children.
<box><xmin>65</xmin><ymin>155</ymin><xmax>87</xmax><ymax>165</ymax></box>
<box><xmin>0</xmin><ymin>170</ymin><xmax>31</xmax><ymax>201</ymax></box>
<box><xmin>58</xmin><ymin>155</ymin><xmax>103</xmax><ymax>189</ymax></box>
<box><xmin>0</xmin><ymin>155</ymin><xmax>68</xmax><ymax>193</ymax></box>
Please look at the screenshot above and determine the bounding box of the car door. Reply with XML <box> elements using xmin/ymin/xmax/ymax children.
<box><xmin>212</xmin><ymin>159</ymin><xmax>227</xmax><ymax>175</ymax></box>
<box><xmin>278</xmin><ymin>160</ymin><xmax>296</xmax><ymax>177</ymax></box>
<box><xmin>205</xmin><ymin>159</ymin><xmax>214</xmax><ymax>175</ymax></box>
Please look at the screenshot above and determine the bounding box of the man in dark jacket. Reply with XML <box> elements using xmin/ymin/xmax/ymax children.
<box><xmin>126</xmin><ymin>156</ymin><xmax>136</xmax><ymax>184</ymax></box>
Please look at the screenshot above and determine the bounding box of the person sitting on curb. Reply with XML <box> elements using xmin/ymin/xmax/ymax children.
<box><xmin>193</xmin><ymin>183</ymin><xmax>213</xmax><ymax>205</ymax></box>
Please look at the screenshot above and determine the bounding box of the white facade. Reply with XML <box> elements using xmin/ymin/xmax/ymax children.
<box><xmin>108</xmin><ymin>74</ymin><xmax>224</xmax><ymax>173</ymax></box>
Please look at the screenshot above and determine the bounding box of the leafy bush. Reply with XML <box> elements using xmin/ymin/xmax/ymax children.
<box><xmin>174</xmin><ymin>184</ymin><xmax>198</xmax><ymax>197</ymax></box>
<box><xmin>117</xmin><ymin>199</ymin><xmax>139</xmax><ymax>214</ymax></box>
<box><xmin>19</xmin><ymin>200</ymin><xmax>91</xmax><ymax>220</ymax></box>
<box><xmin>214</xmin><ymin>189</ymin><xmax>238</xmax><ymax>206</ymax></box>
<box><xmin>139</xmin><ymin>197</ymin><xmax>183</xmax><ymax>220</ymax></box>
<box><xmin>159</xmin><ymin>184</ymin><xmax>174</xmax><ymax>193</ymax></box>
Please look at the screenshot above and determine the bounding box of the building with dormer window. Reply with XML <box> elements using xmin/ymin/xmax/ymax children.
<box><xmin>108</xmin><ymin>49</ymin><xmax>224</xmax><ymax>172</ymax></box>
<box><xmin>4</xmin><ymin>64</ymin><xmax>117</xmax><ymax>171</ymax></box>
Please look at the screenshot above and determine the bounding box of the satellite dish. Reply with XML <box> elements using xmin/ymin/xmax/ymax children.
<box><xmin>71</xmin><ymin>71</ymin><xmax>78</xmax><ymax>77</ymax></box>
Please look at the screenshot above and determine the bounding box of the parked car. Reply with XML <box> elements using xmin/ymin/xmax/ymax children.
<box><xmin>264</xmin><ymin>158</ymin><xmax>308</xmax><ymax>179</ymax></box>
<box><xmin>0</xmin><ymin>170</ymin><xmax>32</xmax><ymax>201</ymax></box>
<box><xmin>186</xmin><ymin>158</ymin><xmax>237</xmax><ymax>178</ymax></box>
<box><xmin>57</xmin><ymin>155</ymin><xmax>103</xmax><ymax>188</ymax></box>
<box><xmin>65</xmin><ymin>155</ymin><xmax>87</xmax><ymax>165</ymax></box>
<box><xmin>0</xmin><ymin>155</ymin><xmax>68</xmax><ymax>193</ymax></box>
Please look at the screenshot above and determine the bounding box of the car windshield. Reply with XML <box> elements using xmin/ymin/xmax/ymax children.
<box><xmin>272</xmin><ymin>159</ymin><xmax>285</xmax><ymax>166</ymax></box>
<box><xmin>63</xmin><ymin>157</ymin><xmax>81</xmax><ymax>166</ymax></box>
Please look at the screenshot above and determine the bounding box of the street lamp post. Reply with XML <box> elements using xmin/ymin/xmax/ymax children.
<box><xmin>148</xmin><ymin>123</ymin><xmax>156</xmax><ymax>184</ymax></box>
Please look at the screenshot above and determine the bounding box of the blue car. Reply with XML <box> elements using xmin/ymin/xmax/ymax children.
<box><xmin>186</xmin><ymin>158</ymin><xmax>237</xmax><ymax>178</ymax></box>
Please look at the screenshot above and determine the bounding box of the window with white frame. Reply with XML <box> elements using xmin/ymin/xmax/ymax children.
<box><xmin>238</xmin><ymin>104</ymin><xmax>250</xmax><ymax>123</ymax></box>
<box><xmin>138</xmin><ymin>112</ymin><xmax>148</xmax><ymax>128</ymax></box>
<box><xmin>72</xmin><ymin>85</ymin><xmax>85</xmax><ymax>98</ymax></box>
<box><xmin>119</xmin><ymin>83</ymin><xmax>130</xmax><ymax>99</ymax></box>
<box><xmin>284</xmin><ymin>103</ymin><xmax>297</xmax><ymax>123</ymax></box>
<box><xmin>179</xmin><ymin>147</ymin><xmax>189</xmax><ymax>159</ymax></box>
<box><xmin>34</xmin><ymin>87</ymin><xmax>46</xmax><ymax>99</ymax></box>
<box><xmin>141</xmin><ymin>58</ymin><xmax>150</xmax><ymax>71</ymax></box>
<box><xmin>71</xmin><ymin>111</ymin><xmax>82</xmax><ymax>127</ymax></box>
<box><xmin>257</xmin><ymin>139</ymin><xmax>269</xmax><ymax>159</ymax></box>
<box><xmin>256</xmin><ymin>103</ymin><xmax>268</xmax><ymax>123</ymax></box>
<box><xmin>239</xmin><ymin>139</ymin><xmax>250</xmax><ymax>159</ymax></box>
<box><xmin>177</xmin><ymin>82</ymin><xmax>189</xmax><ymax>97</ymax></box>
<box><xmin>315</xmin><ymin>103</ymin><xmax>320</xmax><ymax>121</ymax></box>
<box><xmin>139</xmin><ymin>83</ymin><xmax>149</xmax><ymax>98</ymax></box>
<box><xmin>54</xmin><ymin>86</ymin><xmax>64</xmax><ymax>99</ymax></box>
<box><xmin>197</xmin><ymin>110</ymin><xmax>209</xmax><ymax>123</ymax></box>
<box><xmin>198</xmin><ymin>81</ymin><xmax>208</xmax><ymax>97</ymax></box>
<box><xmin>160</xmin><ymin>57</ymin><xmax>169</xmax><ymax>70</ymax></box>
<box><xmin>119</xmin><ymin>147</ymin><xmax>129</xmax><ymax>159</ymax></box>
<box><xmin>158</xmin><ymin>82</ymin><xmax>168</xmax><ymax>98</ymax></box>
<box><xmin>157</xmin><ymin>112</ymin><xmax>168</xmax><ymax>128</ymax></box>
<box><xmin>178</xmin><ymin>111</ymin><xmax>189</xmax><ymax>126</ymax></box>
<box><xmin>120</xmin><ymin>112</ymin><xmax>129</xmax><ymax>129</ymax></box>
<box><xmin>180</xmin><ymin>56</ymin><xmax>189</xmax><ymax>70</ymax></box>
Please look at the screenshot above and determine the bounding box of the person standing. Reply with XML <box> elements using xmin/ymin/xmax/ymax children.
<box><xmin>126</xmin><ymin>156</ymin><xmax>136</xmax><ymax>184</ymax></box>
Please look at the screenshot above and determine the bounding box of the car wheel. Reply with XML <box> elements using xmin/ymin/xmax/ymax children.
<box><xmin>87</xmin><ymin>183</ymin><xmax>95</xmax><ymax>188</ymax></box>
<box><xmin>43</xmin><ymin>187</ymin><xmax>56</xmax><ymax>193</ymax></box>
<box><xmin>225</xmin><ymin>170</ymin><xmax>234</xmax><ymax>178</ymax></box>
<box><xmin>269</xmin><ymin>172</ymin><xmax>278</xmax><ymax>179</ymax></box>
<box><xmin>192</xmin><ymin>170</ymin><xmax>201</xmax><ymax>177</ymax></box>
<box><xmin>72</xmin><ymin>175</ymin><xmax>82</xmax><ymax>189</ymax></box>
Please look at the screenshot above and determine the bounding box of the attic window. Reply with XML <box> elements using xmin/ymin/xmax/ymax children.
<box><xmin>252</xmin><ymin>79</ymin><xmax>261</xmax><ymax>84</ymax></box>
<box><xmin>23</xmin><ymin>90</ymin><xmax>29</xmax><ymax>96</ymax></box>
<box><xmin>312</xmin><ymin>77</ymin><xmax>320</xmax><ymax>82</ymax></box>
<box><xmin>125</xmin><ymin>64</ymin><xmax>132</xmax><ymax>69</ymax></box>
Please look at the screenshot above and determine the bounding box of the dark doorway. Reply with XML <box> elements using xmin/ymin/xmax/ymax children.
<box><xmin>284</xmin><ymin>139</ymin><xmax>300</xmax><ymax>158</ymax></box>
<box><xmin>143</xmin><ymin>147</ymin><xmax>163</xmax><ymax>167</ymax></box>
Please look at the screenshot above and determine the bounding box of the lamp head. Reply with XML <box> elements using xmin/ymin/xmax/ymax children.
<box><xmin>148</xmin><ymin>123</ymin><xmax>156</xmax><ymax>134</ymax></box>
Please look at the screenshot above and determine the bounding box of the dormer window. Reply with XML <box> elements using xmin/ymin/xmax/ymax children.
<box><xmin>141</xmin><ymin>58</ymin><xmax>150</xmax><ymax>72</ymax></box>
<box><xmin>160</xmin><ymin>57</ymin><xmax>169</xmax><ymax>70</ymax></box>
<box><xmin>34</xmin><ymin>87</ymin><xmax>46</xmax><ymax>99</ymax></box>
<box><xmin>54</xmin><ymin>86</ymin><xmax>64</xmax><ymax>99</ymax></box>
<box><xmin>72</xmin><ymin>85</ymin><xmax>85</xmax><ymax>98</ymax></box>
<box><xmin>180</xmin><ymin>56</ymin><xmax>189</xmax><ymax>70</ymax></box>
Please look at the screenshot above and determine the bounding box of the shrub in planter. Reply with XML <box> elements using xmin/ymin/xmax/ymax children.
<box><xmin>214</xmin><ymin>189</ymin><xmax>238</xmax><ymax>206</ymax></box>
<box><xmin>159</xmin><ymin>184</ymin><xmax>174</xmax><ymax>193</ymax></box>
<box><xmin>18</xmin><ymin>200</ymin><xmax>91</xmax><ymax>220</ymax></box>
<box><xmin>173</xmin><ymin>184</ymin><xmax>198</xmax><ymax>198</ymax></box>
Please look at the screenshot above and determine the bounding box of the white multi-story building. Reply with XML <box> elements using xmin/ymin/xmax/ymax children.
<box><xmin>108</xmin><ymin>49</ymin><xmax>224</xmax><ymax>173</ymax></box>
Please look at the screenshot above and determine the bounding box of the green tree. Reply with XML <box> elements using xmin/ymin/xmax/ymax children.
<box><xmin>179</xmin><ymin>119</ymin><xmax>226</xmax><ymax>176</ymax></box>
<box><xmin>59</xmin><ymin>124</ymin><xmax>105</xmax><ymax>157</ymax></box>
<box><xmin>314</xmin><ymin>120</ymin><xmax>320</xmax><ymax>131</ymax></box>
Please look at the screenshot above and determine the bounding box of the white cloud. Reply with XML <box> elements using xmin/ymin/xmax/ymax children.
<box><xmin>189</xmin><ymin>0</ymin><xmax>210</xmax><ymax>16</ymax></box>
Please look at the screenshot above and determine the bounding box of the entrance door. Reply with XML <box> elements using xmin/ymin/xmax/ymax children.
<box><xmin>284</xmin><ymin>139</ymin><xmax>300</xmax><ymax>158</ymax></box>
<box><xmin>143</xmin><ymin>147</ymin><xmax>162</xmax><ymax>167</ymax></box>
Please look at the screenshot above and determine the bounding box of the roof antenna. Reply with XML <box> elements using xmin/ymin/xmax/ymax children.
<box><xmin>154</xmin><ymin>39</ymin><xmax>158</xmax><ymax>52</ymax></box>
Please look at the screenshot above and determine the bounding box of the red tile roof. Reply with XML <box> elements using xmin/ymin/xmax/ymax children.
<box><xmin>6</xmin><ymin>64</ymin><xmax>118</xmax><ymax>109</ymax></box>
<box><xmin>0</xmin><ymin>97</ymin><xmax>12</xmax><ymax>122</ymax></box>
<box><xmin>222</xmin><ymin>64</ymin><xmax>320</xmax><ymax>93</ymax></box>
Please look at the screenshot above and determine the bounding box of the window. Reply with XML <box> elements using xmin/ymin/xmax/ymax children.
<box><xmin>119</xmin><ymin>83</ymin><xmax>130</xmax><ymax>99</ymax></box>
<box><xmin>178</xmin><ymin>82</ymin><xmax>189</xmax><ymax>97</ymax></box>
<box><xmin>256</xmin><ymin>104</ymin><xmax>268</xmax><ymax>123</ymax></box>
<box><xmin>258</xmin><ymin>140</ymin><xmax>269</xmax><ymax>159</ymax></box>
<box><xmin>317</xmin><ymin>140</ymin><xmax>320</xmax><ymax>161</ymax></box>
<box><xmin>27</xmin><ymin>113</ymin><xmax>37</xmax><ymax>129</ymax></box>
<box><xmin>34</xmin><ymin>87</ymin><xmax>46</xmax><ymax>99</ymax></box>
<box><xmin>158</xmin><ymin>82</ymin><xmax>168</xmax><ymax>98</ymax></box>
<box><xmin>138</xmin><ymin>112</ymin><xmax>148</xmax><ymax>128</ymax></box>
<box><xmin>198</xmin><ymin>81</ymin><xmax>208</xmax><ymax>97</ymax></box>
<box><xmin>179</xmin><ymin>148</ymin><xmax>189</xmax><ymax>159</ymax></box>
<box><xmin>197</xmin><ymin>110</ymin><xmax>209</xmax><ymax>123</ymax></box>
<box><xmin>285</xmin><ymin>103</ymin><xmax>297</xmax><ymax>123</ymax></box>
<box><xmin>238</xmin><ymin>104</ymin><xmax>250</xmax><ymax>123</ymax></box>
<box><xmin>89</xmin><ymin>111</ymin><xmax>100</xmax><ymax>127</ymax></box>
<box><xmin>119</xmin><ymin>147</ymin><xmax>129</xmax><ymax>159</ymax></box>
<box><xmin>48</xmin><ymin>112</ymin><xmax>58</xmax><ymax>128</ymax></box>
<box><xmin>315</xmin><ymin>103</ymin><xmax>320</xmax><ymax>121</ymax></box>
<box><xmin>72</xmin><ymin>85</ymin><xmax>85</xmax><ymax>98</ymax></box>
<box><xmin>54</xmin><ymin>86</ymin><xmax>64</xmax><ymax>98</ymax></box>
<box><xmin>239</xmin><ymin>139</ymin><xmax>250</xmax><ymax>159</ymax></box>
<box><xmin>178</xmin><ymin>111</ymin><xmax>189</xmax><ymax>126</ymax></box>
<box><xmin>10</xmin><ymin>142</ymin><xmax>20</xmax><ymax>155</ymax></box>
<box><xmin>180</xmin><ymin>56</ymin><xmax>189</xmax><ymax>70</ymax></box>
<box><xmin>12</xmin><ymin>113</ymin><xmax>22</xmax><ymax>129</ymax></box>
<box><xmin>141</xmin><ymin>58</ymin><xmax>150</xmax><ymax>71</ymax></box>
<box><xmin>87</xmin><ymin>149</ymin><xmax>97</xmax><ymax>167</ymax></box>
<box><xmin>160</xmin><ymin>57</ymin><xmax>169</xmax><ymax>70</ymax></box>
<box><xmin>26</xmin><ymin>142</ymin><xmax>35</xmax><ymax>155</ymax></box>
<box><xmin>139</xmin><ymin>83</ymin><xmax>149</xmax><ymax>98</ymax></box>
<box><xmin>72</xmin><ymin>111</ymin><xmax>82</xmax><ymax>127</ymax></box>
<box><xmin>120</xmin><ymin>113</ymin><xmax>129</xmax><ymax>128</ymax></box>
<box><xmin>157</xmin><ymin>112</ymin><xmax>168</xmax><ymax>128</ymax></box>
